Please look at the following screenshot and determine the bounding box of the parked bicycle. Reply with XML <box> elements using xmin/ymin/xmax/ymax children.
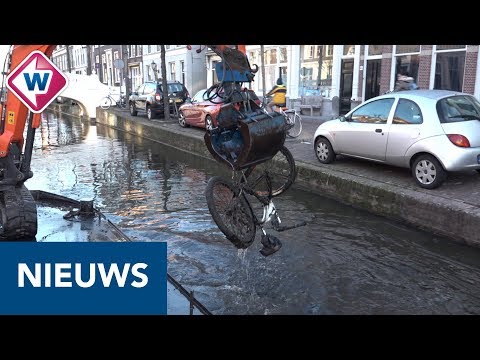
<box><xmin>262</xmin><ymin>96</ymin><xmax>303</xmax><ymax>138</ymax></box>
<box><xmin>100</xmin><ymin>93</ymin><xmax>127</xmax><ymax>110</ymax></box>
<box><xmin>205</xmin><ymin>144</ymin><xmax>306</xmax><ymax>256</ymax></box>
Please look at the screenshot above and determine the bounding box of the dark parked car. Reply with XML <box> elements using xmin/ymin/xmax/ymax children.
<box><xmin>128</xmin><ymin>80</ymin><xmax>190</xmax><ymax>120</ymax></box>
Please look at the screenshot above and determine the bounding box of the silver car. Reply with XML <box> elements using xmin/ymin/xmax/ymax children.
<box><xmin>313</xmin><ymin>90</ymin><xmax>480</xmax><ymax>189</ymax></box>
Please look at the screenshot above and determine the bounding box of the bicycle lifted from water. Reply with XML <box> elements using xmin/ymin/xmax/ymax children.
<box><xmin>205</xmin><ymin>145</ymin><xmax>306</xmax><ymax>256</ymax></box>
<box><xmin>204</xmin><ymin>89</ymin><xmax>307</xmax><ymax>256</ymax></box>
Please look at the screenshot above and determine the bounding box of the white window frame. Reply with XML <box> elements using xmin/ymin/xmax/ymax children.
<box><xmin>390</xmin><ymin>45</ymin><xmax>421</xmax><ymax>91</ymax></box>
<box><xmin>429</xmin><ymin>45</ymin><xmax>467</xmax><ymax>90</ymax></box>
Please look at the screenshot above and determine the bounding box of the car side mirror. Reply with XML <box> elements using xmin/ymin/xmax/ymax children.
<box><xmin>339</xmin><ymin>115</ymin><xmax>348</xmax><ymax>122</ymax></box>
<box><xmin>186</xmin><ymin>97</ymin><xmax>192</xmax><ymax>103</ymax></box>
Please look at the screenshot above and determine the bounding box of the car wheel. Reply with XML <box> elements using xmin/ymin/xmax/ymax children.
<box><xmin>205</xmin><ymin>115</ymin><xmax>214</xmax><ymax>131</ymax></box>
<box><xmin>129</xmin><ymin>102</ymin><xmax>137</xmax><ymax>116</ymax></box>
<box><xmin>412</xmin><ymin>154</ymin><xmax>447</xmax><ymax>189</ymax></box>
<box><xmin>147</xmin><ymin>106</ymin><xmax>155</xmax><ymax>120</ymax></box>
<box><xmin>314</xmin><ymin>136</ymin><xmax>335</xmax><ymax>164</ymax></box>
<box><xmin>178</xmin><ymin>111</ymin><xmax>189</xmax><ymax>127</ymax></box>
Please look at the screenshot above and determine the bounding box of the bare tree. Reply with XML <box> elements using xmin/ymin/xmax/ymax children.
<box><xmin>122</xmin><ymin>46</ymin><xmax>131</xmax><ymax>98</ymax></box>
<box><xmin>86</xmin><ymin>45</ymin><xmax>92</xmax><ymax>75</ymax></box>
<box><xmin>160</xmin><ymin>45</ymin><xmax>170</xmax><ymax>121</ymax></box>
<box><xmin>317</xmin><ymin>45</ymin><xmax>323</xmax><ymax>90</ymax></box>
<box><xmin>66</xmin><ymin>45</ymin><xmax>72</xmax><ymax>73</ymax></box>
<box><xmin>261</xmin><ymin>45</ymin><xmax>266</xmax><ymax>99</ymax></box>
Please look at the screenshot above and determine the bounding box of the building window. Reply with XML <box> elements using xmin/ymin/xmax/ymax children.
<box><xmin>113</xmin><ymin>51</ymin><xmax>120</xmax><ymax>84</ymax></box>
<box><xmin>279</xmin><ymin>47</ymin><xmax>287</xmax><ymax>63</ymax></box>
<box><xmin>306</xmin><ymin>46</ymin><xmax>314</xmax><ymax>59</ymax></box>
<box><xmin>300</xmin><ymin>45</ymin><xmax>333</xmax><ymax>97</ymax></box>
<box><xmin>343</xmin><ymin>45</ymin><xmax>355</xmax><ymax>56</ymax></box>
<box><xmin>434</xmin><ymin>51</ymin><xmax>466</xmax><ymax>92</ymax></box>
<box><xmin>394</xmin><ymin>45</ymin><xmax>420</xmax><ymax>84</ymax></box>
<box><xmin>326</xmin><ymin>45</ymin><xmax>333</xmax><ymax>57</ymax></box>
<box><xmin>395</xmin><ymin>55</ymin><xmax>419</xmax><ymax>82</ymax></box>
<box><xmin>169</xmin><ymin>62</ymin><xmax>176</xmax><ymax>81</ymax></box>
<box><xmin>436</xmin><ymin>45</ymin><xmax>465</xmax><ymax>51</ymax></box>
<box><xmin>102</xmin><ymin>54</ymin><xmax>107</xmax><ymax>84</ymax></box>
<box><xmin>266</xmin><ymin>49</ymin><xmax>277</xmax><ymax>64</ymax></box>
<box><xmin>368</xmin><ymin>45</ymin><xmax>383</xmax><ymax>56</ymax></box>
<box><xmin>396</xmin><ymin>45</ymin><xmax>420</xmax><ymax>54</ymax></box>
<box><xmin>180</xmin><ymin>60</ymin><xmax>185</xmax><ymax>85</ymax></box>
<box><xmin>147</xmin><ymin>45</ymin><xmax>151</xmax><ymax>53</ymax></box>
<box><xmin>248</xmin><ymin>50</ymin><xmax>258</xmax><ymax>65</ymax></box>
<box><xmin>212</xmin><ymin>60</ymin><xmax>219</xmax><ymax>84</ymax></box>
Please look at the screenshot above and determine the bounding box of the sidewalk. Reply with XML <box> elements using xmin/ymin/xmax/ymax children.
<box><xmin>95</xmin><ymin>107</ymin><xmax>480</xmax><ymax>249</ymax></box>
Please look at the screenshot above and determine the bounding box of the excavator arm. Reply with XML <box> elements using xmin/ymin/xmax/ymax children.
<box><xmin>0</xmin><ymin>45</ymin><xmax>56</xmax><ymax>240</ymax></box>
<box><xmin>189</xmin><ymin>45</ymin><xmax>288</xmax><ymax>172</ymax></box>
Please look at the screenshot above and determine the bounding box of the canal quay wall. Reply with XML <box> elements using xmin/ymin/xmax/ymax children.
<box><xmin>92</xmin><ymin>106</ymin><xmax>480</xmax><ymax>249</ymax></box>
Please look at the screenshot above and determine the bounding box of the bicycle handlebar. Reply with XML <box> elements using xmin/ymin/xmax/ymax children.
<box><xmin>274</xmin><ymin>220</ymin><xmax>307</xmax><ymax>232</ymax></box>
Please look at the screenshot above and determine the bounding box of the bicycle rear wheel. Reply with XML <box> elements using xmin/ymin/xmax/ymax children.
<box><xmin>205</xmin><ymin>176</ymin><xmax>256</xmax><ymax>249</ymax></box>
<box><xmin>100</xmin><ymin>97</ymin><xmax>112</xmax><ymax>110</ymax></box>
<box><xmin>244</xmin><ymin>145</ymin><xmax>296</xmax><ymax>198</ymax></box>
<box><xmin>286</xmin><ymin>111</ymin><xmax>302</xmax><ymax>138</ymax></box>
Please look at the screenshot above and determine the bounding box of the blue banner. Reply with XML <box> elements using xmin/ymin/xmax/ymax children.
<box><xmin>0</xmin><ymin>242</ymin><xmax>167</xmax><ymax>315</ymax></box>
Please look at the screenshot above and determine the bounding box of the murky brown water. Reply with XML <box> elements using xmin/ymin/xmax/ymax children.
<box><xmin>26</xmin><ymin>108</ymin><xmax>480</xmax><ymax>314</ymax></box>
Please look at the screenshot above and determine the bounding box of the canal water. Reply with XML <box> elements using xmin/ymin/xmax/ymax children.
<box><xmin>26</xmin><ymin>108</ymin><xmax>480</xmax><ymax>315</ymax></box>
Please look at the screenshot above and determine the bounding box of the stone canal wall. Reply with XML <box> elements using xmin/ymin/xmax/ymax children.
<box><xmin>94</xmin><ymin>107</ymin><xmax>480</xmax><ymax>248</ymax></box>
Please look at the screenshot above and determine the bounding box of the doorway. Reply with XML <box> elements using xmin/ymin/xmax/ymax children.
<box><xmin>339</xmin><ymin>59</ymin><xmax>353</xmax><ymax>115</ymax></box>
<box><xmin>365</xmin><ymin>59</ymin><xmax>382</xmax><ymax>100</ymax></box>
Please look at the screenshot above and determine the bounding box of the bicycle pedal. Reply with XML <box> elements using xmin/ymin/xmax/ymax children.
<box><xmin>259</xmin><ymin>234</ymin><xmax>282</xmax><ymax>257</ymax></box>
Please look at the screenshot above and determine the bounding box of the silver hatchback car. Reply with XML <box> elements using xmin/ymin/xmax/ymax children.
<box><xmin>314</xmin><ymin>90</ymin><xmax>480</xmax><ymax>189</ymax></box>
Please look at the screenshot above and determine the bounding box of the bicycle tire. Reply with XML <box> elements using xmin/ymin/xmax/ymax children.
<box><xmin>205</xmin><ymin>176</ymin><xmax>256</xmax><ymax>249</ymax></box>
<box><xmin>100</xmin><ymin>97</ymin><xmax>112</xmax><ymax>110</ymax></box>
<box><xmin>286</xmin><ymin>111</ymin><xmax>302</xmax><ymax>138</ymax></box>
<box><xmin>244</xmin><ymin>145</ymin><xmax>297</xmax><ymax>198</ymax></box>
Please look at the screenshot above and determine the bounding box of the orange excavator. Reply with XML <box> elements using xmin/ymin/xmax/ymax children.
<box><xmin>0</xmin><ymin>45</ymin><xmax>56</xmax><ymax>240</ymax></box>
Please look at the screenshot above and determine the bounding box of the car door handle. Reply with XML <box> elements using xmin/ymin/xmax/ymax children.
<box><xmin>375</xmin><ymin>129</ymin><xmax>383</xmax><ymax>133</ymax></box>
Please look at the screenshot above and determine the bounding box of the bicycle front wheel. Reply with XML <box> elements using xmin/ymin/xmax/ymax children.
<box><xmin>286</xmin><ymin>111</ymin><xmax>302</xmax><ymax>138</ymax></box>
<box><xmin>244</xmin><ymin>145</ymin><xmax>297</xmax><ymax>198</ymax></box>
<box><xmin>100</xmin><ymin>97</ymin><xmax>112</xmax><ymax>110</ymax></box>
<box><xmin>205</xmin><ymin>176</ymin><xmax>256</xmax><ymax>249</ymax></box>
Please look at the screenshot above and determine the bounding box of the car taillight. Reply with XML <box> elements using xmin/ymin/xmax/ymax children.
<box><xmin>155</xmin><ymin>93</ymin><xmax>161</xmax><ymax>101</ymax></box>
<box><xmin>447</xmin><ymin>134</ymin><xmax>471</xmax><ymax>147</ymax></box>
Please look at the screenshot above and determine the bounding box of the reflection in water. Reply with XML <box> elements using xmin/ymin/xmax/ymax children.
<box><xmin>27</xmin><ymin>109</ymin><xmax>480</xmax><ymax>315</ymax></box>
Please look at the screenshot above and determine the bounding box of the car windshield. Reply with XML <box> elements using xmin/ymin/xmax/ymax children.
<box><xmin>167</xmin><ymin>83</ymin><xmax>184</xmax><ymax>93</ymax></box>
<box><xmin>192</xmin><ymin>89</ymin><xmax>208</xmax><ymax>102</ymax></box>
<box><xmin>192</xmin><ymin>88</ymin><xmax>223</xmax><ymax>103</ymax></box>
<box><xmin>437</xmin><ymin>95</ymin><xmax>480</xmax><ymax>123</ymax></box>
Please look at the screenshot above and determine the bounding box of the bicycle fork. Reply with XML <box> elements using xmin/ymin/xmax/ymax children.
<box><xmin>258</xmin><ymin>199</ymin><xmax>307</xmax><ymax>257</ymax></box>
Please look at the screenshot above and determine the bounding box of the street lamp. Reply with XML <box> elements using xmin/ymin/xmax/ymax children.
<box><xmin>151</xmin><ymin>60</ymin><xmax>158</xmax><ymax>81</ymax></box>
